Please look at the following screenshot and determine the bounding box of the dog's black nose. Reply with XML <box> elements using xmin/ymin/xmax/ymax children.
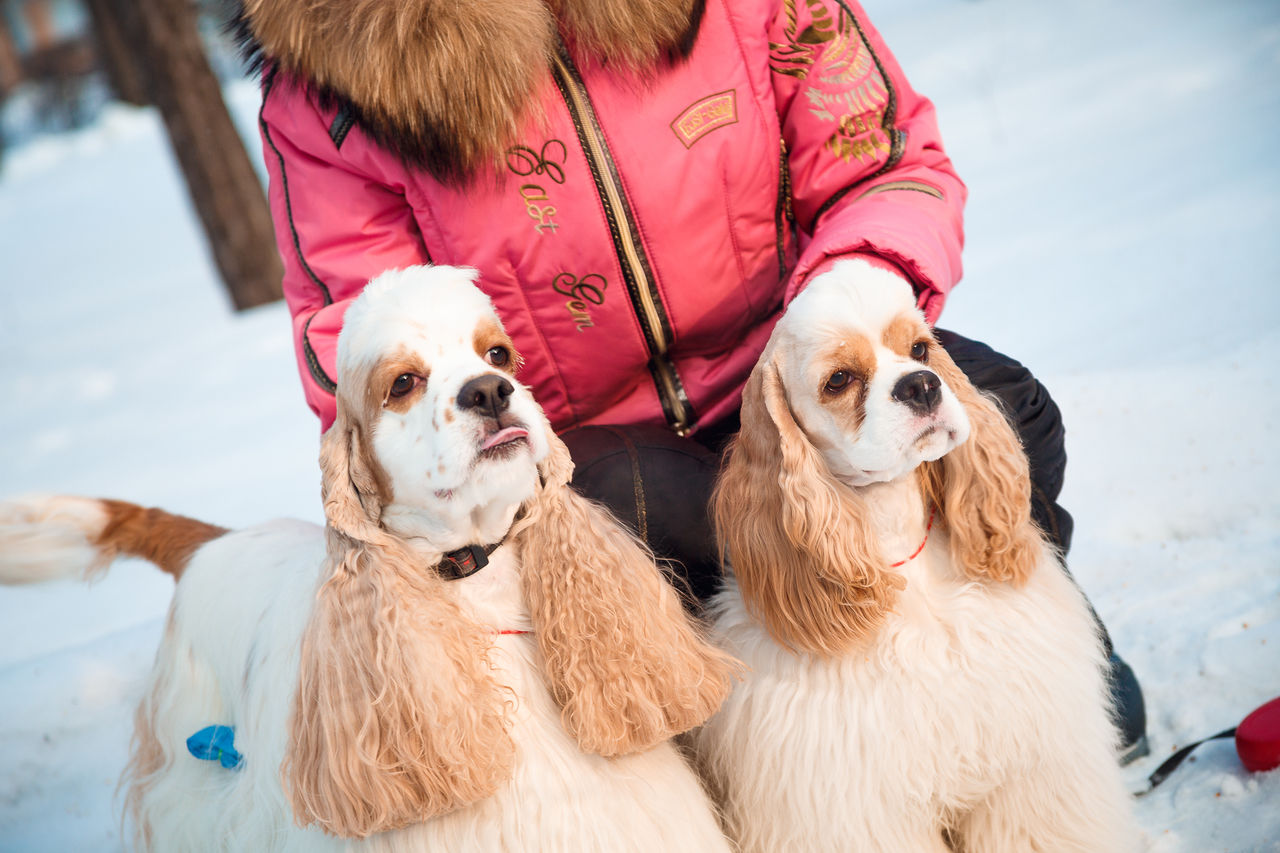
<box><xmin>891</xmin><ymin>370</ymin><xmax>942</xmax><ymax>415</ymax></box>
<box><xmin>457</xmin><ymin>374</ymin><xmax>514</xmax><ymax>419</ymax></box>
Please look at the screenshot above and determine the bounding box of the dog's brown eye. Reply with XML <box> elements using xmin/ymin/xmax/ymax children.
<box><xmin>486</xmin><ymin>346</ymin><xmax>510</xmax><ymax>367</ymax></box>
<box><xmin>825</xmin><ymin>371</ymin><xmax>854</xmax><ymax>393</ymax></box>
<box><xmin>389</xmin><ymin>374</ymin><xmax>417</xmax><ymax>398</ymax></box>
<box><xmin>911</xmin><ymin>341</ymin><xmax>930</xmax><ymax>362</ymax></box>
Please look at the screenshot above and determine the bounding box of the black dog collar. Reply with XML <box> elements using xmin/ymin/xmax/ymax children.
<box><xmin>437</xmin><ymin>541</ymin><xmax>503</xmax><ymax>580</ymax></box>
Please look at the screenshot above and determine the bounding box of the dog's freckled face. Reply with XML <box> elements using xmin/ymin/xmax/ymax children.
<box><xmin>771</xmin><ymin>260</ymin><xmax>971</xmax><ymax>487</ymax></box>
<box><xmin>332</xmin><ymin>267</ymin><xmax>551</xmax><ymax>547</ymax></box>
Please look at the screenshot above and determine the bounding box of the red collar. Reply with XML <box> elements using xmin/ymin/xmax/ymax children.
<box><xmin>889</xmin><ymin>507</ymin><xmax>936</xmax><ymax>568</ymax></box>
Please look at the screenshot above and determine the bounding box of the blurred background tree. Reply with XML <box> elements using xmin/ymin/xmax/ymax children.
<box><xmin>0</xmin><ymin>0</ymin><xmax>281</xmax><ymax>310</ymax></box>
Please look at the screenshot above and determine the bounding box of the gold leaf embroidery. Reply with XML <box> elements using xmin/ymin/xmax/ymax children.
<box><xmin>771</xmin><ymin>0</ymin><xmax>893</xmax><ymax>164</ymax></box>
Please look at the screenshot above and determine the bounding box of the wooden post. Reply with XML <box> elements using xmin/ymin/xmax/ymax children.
<box><xmin>82</xmin><ymin>0</ymin><xmax>149</xmax><ymax>105</ymax></box>
<box><xmin>0</xmin><ymin>10</ymin><xmax>21</xmax><ymax>96</ymax></box>
<box><xmin>103</xmin><ymin>0</ymin><xmax>282</xmax><ymax>310</ymax></box>
<box><xmin>22</xmin><ymin>0</ymin><xmax>57</xmax><ymax>48</ymax></box>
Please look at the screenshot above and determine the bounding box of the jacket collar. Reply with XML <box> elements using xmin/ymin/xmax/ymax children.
<box><xmin>236</xmin><ymin>0</ymin><xmax>704</xmax><ymax>182</ymax></box>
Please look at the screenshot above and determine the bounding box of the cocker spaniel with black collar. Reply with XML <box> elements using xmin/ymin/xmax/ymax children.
<box><xmin>0</xmin><ymin>266</ymin><xmax>735</xmax><ymax>852</ymax></box>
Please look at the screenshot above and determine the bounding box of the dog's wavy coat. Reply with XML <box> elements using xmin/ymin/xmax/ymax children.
<box><xmin>0</xmin><ymin>266</ymin><xmax>734</xmax><ymax>852</ymax></box>
<box><xmin>693</xmin><ymin>260</ymin><xmax>1135</xmax><ymax>852</ymax></box>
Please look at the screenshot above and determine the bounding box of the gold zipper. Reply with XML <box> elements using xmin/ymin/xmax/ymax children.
<box><xmin>551</xmin><ymin>48</ymin><xmax>694</xmax><ymax>434</ymax></box>
<box><xmin>776</xmin><ymin>137</ymin><xmax>794</xmax><ymax>281</ymax></box>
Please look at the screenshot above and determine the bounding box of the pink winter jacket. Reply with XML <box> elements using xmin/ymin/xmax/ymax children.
<box><xmin>251</xmin><ymin>0</ymin><xmax>966</xmax><ymax>433</ymax></box>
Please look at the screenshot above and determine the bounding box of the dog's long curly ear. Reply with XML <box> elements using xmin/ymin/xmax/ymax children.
<box><xmin>517</xmin><ymin>429</ymin><xmax>736</xmax><ymax>757</ymax></box>
<box><xmin>283</xmin><ymin>419</ymin><xmax>515</xmax><ymax>839</ymax></box>
<box><xmin>317</xmin><ymin>415</ymin><xmax>386</xmax><ymax>542</ymax></box>
<box><xmin>712</xmin><ymin>353</ymin><xmax>905</xmax><ymax>658</ymax></box>
<box><xmin>919</xmin><ymin>345</ymin><xmax>1041</xmax><ymax>585</ymax></box>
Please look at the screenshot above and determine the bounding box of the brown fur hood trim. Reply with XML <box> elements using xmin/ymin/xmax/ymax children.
<box><xmin>236</xmin><ymin>0</ymin><xmax>705</xmax><ymax>183</ymax></box>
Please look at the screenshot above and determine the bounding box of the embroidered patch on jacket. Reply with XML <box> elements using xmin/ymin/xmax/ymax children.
<box><xmin>670</xmin><ymin>91</ymin><xmax>738</xmax><ymax>149</ymax></box>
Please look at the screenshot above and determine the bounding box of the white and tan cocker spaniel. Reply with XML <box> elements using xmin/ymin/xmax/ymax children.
<box><xmin>0</xmin><ymin>266</ymin><xmax>735</xmax><ymax>852</ymax></box>
<box><xmin>692</xmin><ymin>260</ymin><xmax>1135</xmax><ymax>852</ymax></box>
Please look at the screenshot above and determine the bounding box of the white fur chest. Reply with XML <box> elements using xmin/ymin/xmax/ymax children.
<box><xmin>696</xmin><ymin>546</ymin><xmax>1109</xmax><ymax>853</ymax></box>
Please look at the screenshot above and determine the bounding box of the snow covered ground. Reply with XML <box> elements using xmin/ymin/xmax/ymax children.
<box><xmin>0</xmin><ymin>0</ymin><xmax>1276</xmax><ymax>850</ymax></box>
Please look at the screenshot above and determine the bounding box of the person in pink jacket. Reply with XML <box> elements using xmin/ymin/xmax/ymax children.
<box><xmin>237</xmin><ymin>0</ymin><xmax>1145</xmax><ymax>759</ymax></box>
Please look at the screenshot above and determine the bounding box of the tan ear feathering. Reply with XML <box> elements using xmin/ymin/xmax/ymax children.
<box><xmin>283</xmin><ymin>418</ymin><xmax>516</xmax><ymax>839</ymax></box>
<box><xmin>918</xmin><ymin>343</ymin><xmax>1042</xmax><ymax>586</ymax></box>
<box><xmin>712</xmin><ymin>355</ymin><xmax>905</xmax><ymax>658</ymax></box>
<box><xmin>517</xmin><ymin>429</ymin><xmax>736</xmax><ymax>757</ymax></box>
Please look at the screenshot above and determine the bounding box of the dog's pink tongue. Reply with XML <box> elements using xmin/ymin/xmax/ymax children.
<box><xmin>482</xmin><ymin>427</ymin><xmax>528</xmax><ymax>450</ymax></box>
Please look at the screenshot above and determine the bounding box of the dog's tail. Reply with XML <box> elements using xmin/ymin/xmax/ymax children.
<box><xmin>0</xmin><ymin>495</ymin><xmax>227</xmax><ymax>584</ymax></box>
